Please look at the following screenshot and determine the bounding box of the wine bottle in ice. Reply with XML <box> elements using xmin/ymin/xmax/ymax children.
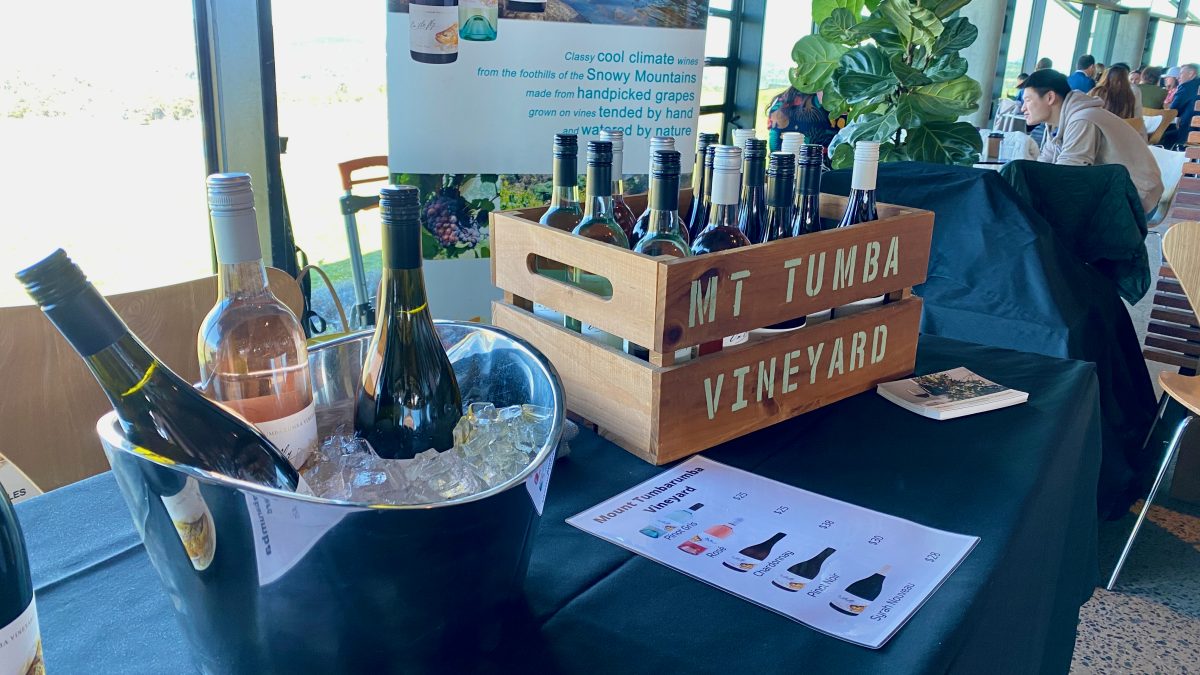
<box><xmin>0</xmin><ymin>484</ymin><xmax>43</xmax><ymax>675</ymax></box>
<box><xmin>772</xmin><ymin>547</ymin><xmax>836</xmax><ymax>591</ymax></box>
<box><xmin>829</xmin><ymin>565</ymin><xmax>891</xmax><ymax>616</ymax></box>
<box><xmin>677</xmin><ymin>517</ymin><xmax>744</xmax><ymax>555</ymax></box>
<box><xmin>631</xmin><ymin>135</ymin><xmax>677</xmax><ymax>247</ymax></box>
<box><xmin>722</xmin><ymin>532</ymin><xmax>787</xmax><ymax>572</ymax></box>
<box><xmin>355</xmin><ymin>185</ymin><xmax>463</xmax><ymax>459</ymax></box>
<box><xmin>198</xmin><ymin>173</ymin><xmax>318</xmax><ymax>470</ymax></box>
<box><xmin>737</xmin><ymin>138</ymin><xmax>768</xmax><ymax>245</ymax></box>
<box><xmin>599</xmin><ymin>129</ymin><xmax>636</xmax><ymax>246</ymax></box>
<box><xmin>685</xmin><ymin>133</ymin><xmax>719</xmax><ymax>240</ymax></box>
<box><xmin>17</xmin><ymin>250</ymin><xmax>303</xmax><ymax>491</ymax></box>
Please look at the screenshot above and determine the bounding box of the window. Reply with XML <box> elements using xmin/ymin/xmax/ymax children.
<box><xmin>0</xmin><ymin>0</ymin><xmax>209</xmax><ymax>306</ymax></box>
<box><xmin>755</xmin><ymin>0</ymin><xmax>814</xmax><ymax>132</ymax></box>
<box><xmin>1149</xmin><ymin>22</ymin><xmax>1175</xmax><ymax>67</ymax></box>
<box><xmin>1001</xmin><ymin>0</ymin><xmax>1035</xmax><ymax>98</ymax></box>
<box><xmin>1178</xmin><ymin>24</ymin><xmax>1200</xmax><ymax>66</ymax></box>
<box><xmin>1036</xmin><ymin>1</ymin><xmax>1081</xmax><ymax>76</ymax></box>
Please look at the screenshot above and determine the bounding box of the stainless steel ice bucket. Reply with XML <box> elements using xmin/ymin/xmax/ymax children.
<box><xmin>96</xmin><ymin>322</ymin><xmax>563</xmax><ymax>674</ymax></box>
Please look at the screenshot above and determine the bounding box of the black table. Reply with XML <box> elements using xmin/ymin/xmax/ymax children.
<box><xmin>18</xmin><ymin>336</ymin><xmax>1101</xmax><ymax>674</ymax></box>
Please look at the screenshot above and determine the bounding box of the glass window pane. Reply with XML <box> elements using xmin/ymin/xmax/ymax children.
<box><xmin>1001</xmin><ymin>0</ymin><xmax>1034</xmax><ymax>99</ymax></box>
<box><xmin>709</xmin><ymin>0</ymin><xmax>734</xmax><ymax>10</ymax></box>
<box><xmin>1178</xmin><ymin>24</ymin><xmax>1200</xmax><ymax>65</ymax></box>
<box><xmin>756</xmin><ymin>0</ymin><xmax>814</xmax><ymax>132</ymax></box>
<box><xmin>699</xmin><ymin>113</ymin><xmax>724</xmax><ymax>137</ymax></box>
<box><xmin>1036</xmin><ymin>0</ymin><xmax>1081</xmax><ymax>76</ymax></box>
<box><xmin>1149</xmin><ymin>22</ymin><xmax>1176</xmax><ymax>67</ymax></box>
<box><xmin>706</xmin><ymin>15</ymin><xmax>731</xmax><ymax>58</ymax></box>
<box><xmin>0</xmin><ymin>1</ymin><xmax>208</xmax><ymax>306</ymax></box>
<box><xmin>702</xmin><ymin>66</ymin><xmax>727</xmax><ymax>106</ymax></box>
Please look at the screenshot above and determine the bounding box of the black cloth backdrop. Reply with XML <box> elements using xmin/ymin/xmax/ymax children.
<box><xmin>822</xmin><ymin>162</ymin><xmax>1156</xmax><ymax>518</ymax></box>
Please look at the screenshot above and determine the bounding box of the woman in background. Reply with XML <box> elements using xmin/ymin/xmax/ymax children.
<box><xmin>1089</xmin><ymin>64</ymin><xmax>1139</xmax><ymax>118</ymax></box>
<box><xmin>765</xmin><ymin>87</ymin><xmax>839</xmax><ymax>152</ymax></box>
<box><xmin>1139</xmin><ymin>66</ymin><xmax>1167</xmax><ymax>109</ymax></box>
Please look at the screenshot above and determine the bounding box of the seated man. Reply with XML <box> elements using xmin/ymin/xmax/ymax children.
<box><xmin>1021</xmin><ymin>69</ymin><xmax>1164</xmax><ymax>214</ymax></box>
<box><xmin>1068</xmin><ymin>55</ymin><xmax>1098</xmax><ymax>93</ymax></box>
<box><xmin>1161</xmin><ymin>63</ymin><xmax>1199</xmax><ymax>148</ymax></box>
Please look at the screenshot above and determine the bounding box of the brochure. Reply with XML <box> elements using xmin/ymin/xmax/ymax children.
<box><xmin>876</xmin><ymin>367</ymin><xmax>1028</xmax><ymax>420</ymax></box>
<box><xmin>568</xmin><ymin>456</ymin><xmax>978</xmax><ymax>649</ymax></box>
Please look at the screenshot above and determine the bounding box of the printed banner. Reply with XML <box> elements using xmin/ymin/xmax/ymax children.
<box><xmin>568</xmin><ymin>456</ymin><xmax>978</xmax><ymax>649</ymax></box>
<box><xmin>385</xmin><ymin>0</ymin><xmax>709</xmax><ymax>265</ymax></box>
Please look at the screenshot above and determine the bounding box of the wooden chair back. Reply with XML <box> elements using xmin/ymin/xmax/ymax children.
<box><xmin>0</xmin><ymin>269</ymin><xmax>303</xmax><ymax>491</ymax></box>
<box><xmin>1145</xmin><ymin>107</ymin><xmax>1177</xmax><ymax>146</ymax></box>
<box><xmin>1124</xmin><ymin>116</ymin><xmax>1148</xmax><ymax>137</ymax></box>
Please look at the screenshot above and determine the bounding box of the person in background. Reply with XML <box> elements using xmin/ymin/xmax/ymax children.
<box><xmin>1138</xmin><ymin>66</ymin><xmax>1167</xmax><ymax>109</ymax></box>
<box><xmin>1036</xmin><ymin>57</ymin><xmax>1054</xmax><ymax>71</ymax></box>
<box><xmin>1090</xmin><ymin>63</ymin><xmax>1139</xmax><ymax>117</ymax></box>
<box><xmin>1162</xmin><ymin>64</ymin><xmax>1200</xmax><ymax>147</ymax></box>
<box><xmin>1018</xmin><ymin>59</ymin><xmax>1054</xmax><ymax>105</ymax></box>
<box><xmin>1014</xmin><ymin>73</ymin><xmax>1029</xmax><ymax>99</ymax></box>
<box><xmin>1163</xmin><ymin>66</ymin><xmax>1181</xmax><ymax>106</ymax></box>
<box><xmin>1021</xmin><ymin>69</ymin><xmax>1163</xmax><ymax>213</ymax></box>
<box><xmin>1069</xmin><ymin>55</ymin><xmax>1098</xmax><ymax>93</ymax></box>
<box><xmin>1096</xmin><ymin>63</ymin><xmax>1106</xmax><ymax>81</ymax></box>
<box><xmin>765</xmin><ymin>86</ymin><xmax>839</xmax><ymax>152</ymax></box>
<box><xmin>1131</xmin><ymin>68</ymin><xmax>1143</xmax><ymax>85</ymax></box>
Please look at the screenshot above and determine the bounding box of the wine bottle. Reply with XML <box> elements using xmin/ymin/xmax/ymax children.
<box><xmin>780</xmin><ymin>131</ymin><xmax>804</xmax><ymax>159</ymax></box>
<box><xmin>599</xmin><ymin>129</ymin><xmax>637</xmax><ymax>246</ymax></box>
<box><xmin>567</xmin><ymin>140</ymin><xmax>630</xmax><ymax>332</ymax></box>
<box><xmin>685</xmin><ymin>133</ymin><xmax>719</xmax><ymax>240</ymax></box>
<box><xmin>830</xmin><ymin>565</ymin><xmax>891</xmax><ymax>616</ymax></box>
<box><xmin>409</xmin><ymin>0</ymin><xmax>459</xmax><ymax>65</ymax></box>
<box><xmin>539</xmin><ymin>133</ymin><xmax>583</xmax><ymax>233</ymax></box>
<box><xmin>16</xmin><ymin>250</ymin><xmax>302</xmax><ymax>491</ymax></box>
<box><xmin>154</xmin><ymin>471</ymin><xmax>218</xmax><ymax>571</ymax></box>
<box><xmin>722</xmin><ymin>531</ymin><xmax>787</xmax><ymax>572</ymax></box>
<box><xmin>732</xmin><ymin>128</ymin><xmax>756</xmax><ymax>153</ymax></box>
<box><xmin>639</xmin><ymin>502</ymin><xmax>704</xmax><ymax>538</ymax></box>
<box><xmin>355</xmin><ymin>185</ymin><xmax>463</xmax><ymax>459</ymax></box>
<box><xmin>763</xmin><ymin>151</ymin><xmax>796</xmax><ymax>244</ymax></box>
<box><xmin>458</xmin><ymin>0</ymin><xmax>497</xmax><ymax>41</ymax></box>
<box><xmin>690</xmin><ymin>145</ymin><xmax>751</xmax><ymax>354</ymax></box>
<box><xmin>628</xmin><ymin>149</ymin><xmax>690</xmax><ymax>360</ymax></box>
<box><xmin>792</xmin><ymin>144</ymin><xmax>825</xmax><ymax>236</ymax></box>
<box><xmin>506</xmin><ymin>0</ymin><xmax>545</xmax><ymax>11</ymax></box>
<box><xmin>0</xmin><ymin>485</ymin><xmax>42</xmax><ymax>675</ymax></box>
<box><xmin>737</xmin><ymin>138</ymin><xmax>768</xmax><ymax>245</ymax></box>
<box><xmin>630</xmin><ymin>135</ymin><xmax>677</xmax><ymax>247</ymax></box>
<box><xmin>831</xmin><ymin>141</ymin><xmax>884</xmax><ymax>317</ymax></box>
<box><xmin>772</xmin><ymin>547</ymin><xmax>836</xmax><ymax>592</ymax></box>
<box><xmin>198</xmin><ymin>173</ymin><xmax>318</xmax><ymax>471</ymax></box>
<box><xmin>677</xmin><ymin>517</ymin><xmax>743</xmax><ymax>555</ymax></box>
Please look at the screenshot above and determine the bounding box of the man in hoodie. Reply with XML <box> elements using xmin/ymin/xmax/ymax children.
<box><xmin>1020</xmin><ymin>69</ymin><xmax>1164</xmax><ymax>214</ymax></box>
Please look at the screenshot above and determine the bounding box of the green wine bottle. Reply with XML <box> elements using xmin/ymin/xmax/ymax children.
<box><xmin>355</xmin><ymin>184</ymin><xmax>463</xmax><ymax>459</ymax></box>
<box><xmin>17</xmin><ymin>250</ymin><xmax>303</xmax><ymax>490</ymax></box>
<box><xmin>830</xmin><ymin>564</ymin><xmax>891</xmax><ymax>616</ymax></box>
<box><xmin>566</xmin><ymin>140</ymin><xmax>630</xmax><ymax>332</ymax></box>
<box><xmin>0</xmin><ymin>484</ymin><xmax>42</xmax><ymax>673</ymax></box>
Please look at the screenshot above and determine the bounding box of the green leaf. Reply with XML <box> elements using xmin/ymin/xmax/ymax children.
<box><xmin>926</xmin><ymin>52</ymin><xmax>968</xmax><ymax>82</ymax></box>
<box><xmin>831</xmin><ymin>112</ymin><xmax>901</xmax><ymax>156</ymax></box>
<box><xmin>814</xmin><ymin>0</ymin><xmax>866</xmax><ymax>24</ymax></box>
<box><xmin>790</xmin><ymin>35</ymin><xmax>850</xmax><ymax>93</ymax></box>
<box><xmin>921</xmin><ymin>0</ymin><xmax>971</xmax><ymax>18</ymax></box>
<box><xmin>421</xmin><ymin>227</ymin><xmax>442</xmax><ymax>259</ymax></box>
<box><xmin>864</xmin><ymin>0</ymin><xmax>882</xmax><ymax>9</ymax></box>
<box><xmin>872</xmin><ymin>28</ymin><xmax>908</xmax><ymax>55</ymax></box>
<box><xmin>895</xmin><ymin>75</ymin><xmax>981</xmax><ymax>125</ymax></box>
<box><xmin>831</xmin><ymin>142</ymin><xmax>855</xmax><ymax>170</ymax></box>
<box><xmin>833</xmin><ymin>45</ymin><xmax>897</xmax><ymax>105</ymax></box>
<box><xmin>878</xmin><ymin>0</ymin><xmax>943</xmax><ymax>51</ymax></box>
<box><xmin>878</xmin><ymin>141</ymin><xmax>909</xmax><ymax>163</ymax></box>
<box><xmin>889</xmin><ymin>53</ymin><xmax>932</xmax><ymax>87</ymax></box>
<box><xmin>846</xmin><ymin>15</ymin><xmax>892</xmax><ymax>42</ymax></box>
<box><xmin>821</xmin><ymin>86</ymin><xmax>850</xmax><ymax>120</ymax></box>
<box><xmin>819</xmin><ymin>8</ymin><xmax>859</xmax><ymax>44</ymax></box>
<box><xmin>905</xmin><ymin>120</ymin><xmax>982</xmax><ymax>165</ymax></box>
<box><xmin>932</xmin><ymin>17</ymin><xmax>977</xmax><ymax>55</ymax></box>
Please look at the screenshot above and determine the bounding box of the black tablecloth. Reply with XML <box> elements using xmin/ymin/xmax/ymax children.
<box><xmin>18</xmin><ymin>336</ymin><xmax>1100</xmax><ymax>674</ymax></box>
<box><xmin>823</xmin><ymin>162</ymin><xmax>1156</xmax><ymax>519</ymax></box>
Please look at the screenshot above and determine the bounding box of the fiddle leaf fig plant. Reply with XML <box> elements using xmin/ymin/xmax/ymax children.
<box><xmin>790</xmin><ymin>0</ymin><xmax>983</xmax><ymax>169</ymax></box>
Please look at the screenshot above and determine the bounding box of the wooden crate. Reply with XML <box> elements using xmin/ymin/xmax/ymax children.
<box><xmin>490</xmin><ymin>192</ymin><xmax>933</xmax><ymax>464</ymax></box>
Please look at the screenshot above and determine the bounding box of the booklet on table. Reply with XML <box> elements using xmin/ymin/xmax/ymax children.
<box><xmin>567</xmin><ymin>456</ymin><xmax>979</xmax><ymax>649</ymax></box>
<box><xmin>876</xmin><ymin>367</ymin><xmax>1028</xmax><ymax>420</ymax></box>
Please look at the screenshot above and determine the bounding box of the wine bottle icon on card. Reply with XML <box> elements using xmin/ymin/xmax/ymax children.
<box><xmin>677</xmin><ymin>517</ymin><xmax>742</xmax><ymax>555</ymax></box>
<box><xmin>639</xmin><ymin>503</ymin><xmax>704</xmax><ymax>538</ymax></box>
<box><xmin>772</xmin><ymin>547</ymin><xmax>836</xmax><ymax>591</ymax></box>
<box><xmin>829</xmin><ymin>565</ymin><xmax>891</xmax><ymax>616</ymax></box>
<box><xmin>722</xmin><ymin>532</ymin><xmax>787</xmax><ymax>572</ymax></box>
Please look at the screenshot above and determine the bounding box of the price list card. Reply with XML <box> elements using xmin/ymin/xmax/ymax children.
<box><xmin>568</xmin><ymin>456</ymin><xmax>978</xmax><ymax>649</ymax></box>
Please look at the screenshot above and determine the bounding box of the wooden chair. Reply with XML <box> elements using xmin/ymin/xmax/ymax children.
<box><xmin>1144</xmin><ymin>107</ymin><xmax>1177</xmax><ymax>146</ymax></box>
<box><xmin>1123</xmin><ymin>115</ymin><xmax>1147</xmax><ymax>138</ymax></box>
<box><xmin>1110</xmin><ymin>220</ymin><xmax>1200</xmax><ymax>589</ymax></box>
<box><xmin>0</xmin><ymin>269</ymin><xmax>302</xmax><ymax>492</ymax></box>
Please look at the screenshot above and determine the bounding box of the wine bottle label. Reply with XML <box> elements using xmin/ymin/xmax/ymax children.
<box><xmin>723</xmin><ymin>332</ymin><xmax>749</xmax><ymax>347</ymax></box>
<box><xmin>410</xmin><ymin>5</ymin><xmax>459</xmax><ymax>56</ymax></box>
<box><xmin>829</xmin><ymin>591</ymin><xmax>872</xmax><ymax>615</ymax></box>
<box><xmin>160</xmin><ymin>477</ymin><xmax>217</xmax><ymax>571</ymax></box>
<box><xmin>772</xmin><ymin>570</ymin><xmax>809</xmax><ymax>592</ymax></box>
<box><xmin>722</xmin><ymin>552</ymin><xmax>759</xmax><ymax>572</ymax></box>
<box><xmin>0</xmin><ymin>597</ymin><xmax>43</xmax><ymax>675</ymax></box>
<box><xmin>255</xmin><ymin>400</ymin><xmax>318</xmax><ymax>470</ymax></box>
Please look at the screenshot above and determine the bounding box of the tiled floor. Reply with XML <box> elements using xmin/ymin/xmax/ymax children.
<box><xmin>1070</xmin><ymin>231</ymin><xmax>1200</xmax><ymax>673</ymax></box>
